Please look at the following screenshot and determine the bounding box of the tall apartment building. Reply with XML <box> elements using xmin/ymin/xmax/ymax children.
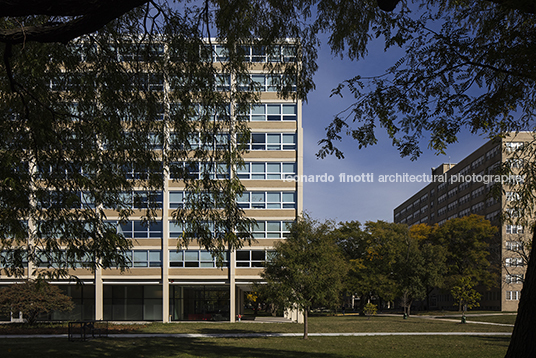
<box><xmin>0</xmin><ymin>43</ymin><xmax>303</xmax><ymax>322</ymax></box>
<box><xmin>393</xmin><ymin>132</ymin><xmax>532</xmax><ymax>311</ymax></box>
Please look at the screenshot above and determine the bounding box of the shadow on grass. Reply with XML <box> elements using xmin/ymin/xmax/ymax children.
<box><xmin>3</xmin><ymin>337</ymin><xmax>350</xmax><ymax>358</ymax></box>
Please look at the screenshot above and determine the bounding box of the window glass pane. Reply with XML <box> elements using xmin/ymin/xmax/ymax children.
<box><xmin>266</xmin><ymin>221</ymin><xmax>281</xmax><ymax>231</ymax></box>
<box><xmin>251</xmin><ymin>192</ymin><xmax>265</xmax><ymax>203</ymax></box>
<box><xmin>267</xmin><ymin>163</ymin><xmax>280</xmax><ymax>172</ymax></box>
<box><xmin>170</xmin><ymin>192</ymin><xmax>183</xmax><ymax>202</ymax></box>
<box><xmin>184</xmin><ymin>251</ymin><xmax>199</xmax><ymax>261</ymax></box>
<box><xmin>267</xmin><ymin>105</ymin><xmax>281</xmax><ymax>114</ymax></box>
<box><xmin>251</xmin><ymin>251</ymin><xmax>265</xmax><ymax>261</ymax></box>
<box><xmin>236</xmin><ymin>251</ymin><xmax>250</xmax><ymax>261</ymax></box>
<box><xmin>133</xmin><ymin>251</ymin><xmax>148</xmax><ymax>261</ymax></box>
<box><xmin>237</xmin><ymin>163</ymin><xmax>250</xmax><ymax>173</ymax></box>
<box><xmin>252</xmin><ymin>163</ymin><xmax>265</xmax><ymax>172</ymax></box>
<box><xmin>237</xmin><ymin>193</ymin><xmax>249</xmax><ymax>202</ymax></box>
<box><xmin>282</xmin><ymin>193</ymin><xmax>295</xmax><ymax>202</ymax></box>
<box><xmin>252</xmin><ymin>105</ymin><xmax>265</xmax><ymax>115</ymax></box>
<box><xmin>254</xmin><ymin>222</ymin><xmax>266</xmax><ymax>231</ymax></box>
<box><xmin>149</xmin><ymin>251</ymin><xmax>161</xmax><ymax>262</ymax></box>
<box><xmin>169</xmin><ymin>251</ymin><xmax>183</xmax><ymax>261</ymax></box>
<box><xmin>267</xmin><ymin>193</ymin><xmax>281</xmax><ymax>202</ymax></box>
<box><xmin>282</xmin><ymin>104</ymin><xmax>296</xmax><ymax>114</ymax></box>
<box><xmin>200</xmin><ymin>251</ymin><xmax>213</xmax><ymax>261</ymax></box>
<box><xmin>282</xmin><ymin>163</ymin><xmax>295</xmax><ymax>173</ymax></box>
<box><xmin>282</xmin><ymin>134</ymin><xmax>295</xmax><ymax>143</ymax></box>
<box><xmin>267</xmin><ymin>134</ymin><xmax>280</xmax><ymax>143</ymax></box>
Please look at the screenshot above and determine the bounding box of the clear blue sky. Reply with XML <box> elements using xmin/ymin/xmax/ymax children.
<box><xmin>301</xmin><ymin>37</ymin><xmax>490</xmax><ymax>224</ymax></box>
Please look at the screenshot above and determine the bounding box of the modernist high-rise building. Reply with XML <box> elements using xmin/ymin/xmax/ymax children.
<box><xmin>0</xmin><ymin>43</ymin><xmax>303</xmax><ymax>323</ymax></box>
<box><xmin>393</xmin><ymin>132</ymin><xmax>532</xmax><ymax>311</ymax></box>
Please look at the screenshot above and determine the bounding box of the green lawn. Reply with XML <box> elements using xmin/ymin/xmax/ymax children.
<box><xmin>0</xmin><ymin>315</ymin><xmax>515</xmax><ymax>335</ymax></box>
<box><xmin>134</xmin><ymin>315</ymin><xmax>513</xmax><ymax>334</ymax></box>
<box><xmin>467</xmin><ymin>315</ymin><xmax>517</xmax><ymax>325</ymax></box>
<box><xmin>2</xmin><ymin>335</ymin><xmax>511</xmax><ymax>358</ymax></box>
<box><xmin>0</xmin><ymin>315</ymin><xmax>514</xmax><ymax>358</ymax></box>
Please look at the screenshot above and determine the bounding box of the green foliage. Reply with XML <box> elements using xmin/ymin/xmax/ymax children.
<box><xmin>259</xmin><ymin>214</ymin><xmax>348</xmax><ymax>337</ymax></box>
<box><xmin>336</xmin><ymin>220</ymin><xmax>446</xmax><ymax>315</ymax></box>
<box><xmin>430</xmin><ymin>215</ymin><xmax>498</xmax><ymax>290</ymax></box>
<box><xmin>317</xmin><ymin>0</ymin><xmax>536</xmax><ymax>160</ymax></box>
<box><xmin>0</xmin><ymin>1</ymin><xmax>312</xmax><ymax>278</ymax></box>
<box><xmin>363</xmin><ymin>302</ymin><xmax>378</xmax><ymax>318</ymax></box>
<box><xmin>450</xmin><ymin>277</ymin><xmax>482</xmax><ymax>313</ymax></box>
<box><xmin>0</xmin><ymin>280</ymin><xmax>74</xmax><ymax>324</ymax></box>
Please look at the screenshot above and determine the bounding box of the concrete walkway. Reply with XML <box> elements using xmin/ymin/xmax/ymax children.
<box><xmin>0</xmin><ymin>331</ymin><xmax>512</xmax><ymax>339</ymax></box>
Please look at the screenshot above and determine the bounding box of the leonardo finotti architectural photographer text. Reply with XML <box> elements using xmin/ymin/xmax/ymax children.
<box><xmin>283</xmin><ymin>172</ymin><xmax>524</xmax><ymax>184</ymax></box>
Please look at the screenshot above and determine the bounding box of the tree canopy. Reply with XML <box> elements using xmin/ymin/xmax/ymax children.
<box><xmin>0</xmin><ymin>279</ymin><xmax>74</xmax><ymax>324</ymax></box>
<box><xmin>259</xmin><ymin>215</ymin><xmax>348</xmax><ymax>339</ymax></box>
<box><xmin>0</xmin><ymin>1</ymin><xmax>310</xmax><ymax>277</ymax></box>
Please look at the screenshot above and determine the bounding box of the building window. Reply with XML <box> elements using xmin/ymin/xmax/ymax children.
<box><xmin>169</xmin><ymin>162</ymin><xmax>230</xmax><ymax>180</ymax></box>
<box><xmin>505</xmin><ymin>142</ymin><xmax>524</xmax><ymax>153</ymax></box>
<box><xmin>471</xmin><ymin>202</ymin><xmax>484</xmax><ymax>213</ymax></box>
<box><xmin>116</xmin><ymin>220</ymin><xmax>163</xmax><ymax>239</ymax></box>
<box><xmin>247</xmin><ymin>104</ymin><xmax>297</xmax><ymax>121</ymax></box>
<box><xmin>471</xmin><ymin>186</ymin><xmax>485</xmax><ymax>199</ymax></box>
<box><xmin>104</xmin><ymin>191</ymin><xmax>163</xmax><ymax>209</ymax></box>
<box><xmin>169</xmin><ymin>250</ymin><xmax>228</xmax><ymax>268</ymax></box>
<box><xmin>506</xmin><ymin>225</ymin><xmax>524</xmax><ymax>234</ymax></box>
<box><xmin>506</xmin><ymin>274</ymin><xmax>524</xmax><ymax>284</ymax></box>
<box><xmin>506</xmin><ymin>192</ymin><xmax>521</xmax><ymax>202</ymax></box>
<box><xmin>506</xmin><ymin>241</ymin><xmax>523</xmax><ymax>251</ymax></box>
<box><xmin>124</xmin><ymin>250</ymin><xmax>162</xmax><ymax>268</ymax></box>
<box><xmin>236</xmin><ymin>250</ymin><xmax>274</xmax><ymax>267</ymax></box>
<box><xmin>458</xmin><ymin>208</ymin><xmax>471</xmax><ymax>217</ymax></box>
<box><xmin>237</xmin><ymin>191</ymin><xmax>296</xmax><ymax>209</ymax></box>
<box><xmin>252</xmin><ymin>221</ymin><xmax>292</xmax><ymax>238</ymax></box>
<box><xmin>506</xmin><ymin>291</ymin><xmax>521</xmax><ymax>300</ymax></box>
<box><xmin>505</xmin><ymin>257</ymin><xmax>524</xmax><ymax>267</ymax></box>
<box><xmin>237</xmin><ymin>162</ymin><xmax>296</xmax><ymax>180</ymax></box>
<box><xmin>242</xmin><ymin>133</ymin><xmax>296</xmax><ymax>150</ymax></box>
<box><xmin>471</xmin><ymin>155</ymin><xmax>485</xmax><ymax>169</ymax></box>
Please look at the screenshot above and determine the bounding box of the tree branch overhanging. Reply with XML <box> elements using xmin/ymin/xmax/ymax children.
<box><xmin>0</xmin><ymin>0</ymin><xmax>149</xmax><ymax>44</ymax></box>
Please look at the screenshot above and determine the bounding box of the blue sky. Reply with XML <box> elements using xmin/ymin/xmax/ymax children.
<box><xmin>301</xmin><ymin>37</ymin><xmax>490</xmax><ymax>224</ymax></box>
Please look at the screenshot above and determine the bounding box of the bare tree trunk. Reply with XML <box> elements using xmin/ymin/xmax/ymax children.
<box><xmin>504</xmin><ymin>231</ymin><xmax>536</xmax><ymax>357</ymax></box>
<box><xmin>303</xmin><ymin>308</ymin><xmax>308</xmax><ymax>340</ymax></box>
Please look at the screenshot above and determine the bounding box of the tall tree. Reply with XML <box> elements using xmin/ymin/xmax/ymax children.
<box><xmin>430</xmin><ymin>215</ymin><xmax>499</xmax><ymax>290</ymax></box>
<box><xmin>259</xmin><ymin>214</ymin><xmax>348</xmax><ymax>339</ymax></box>
<box><xmin>0</xmin><ymin>1</ymin><xmax>311</xmax><ymax>277</ymax></box>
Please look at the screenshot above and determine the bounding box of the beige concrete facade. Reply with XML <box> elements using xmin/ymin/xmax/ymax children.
<box><xmin>0</xmin><ymin>44</ymin><xmax>302</xmax><ymax>323</ymax></box>
<box><xmin>394</xmin><ymin>132</ymin><xmax>533</xmax><ymax>311</ymax></box>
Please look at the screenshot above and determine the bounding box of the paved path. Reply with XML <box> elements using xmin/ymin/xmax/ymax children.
<box><xmin>0</xmin><ymin>331</ymin><xmax>511</xmax><ymax>339</ymax></box>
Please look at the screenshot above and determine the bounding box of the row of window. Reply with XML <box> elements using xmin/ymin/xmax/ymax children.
<box><xmin>3</xmin><ymin>249</ymin><xmax>273</xmax><ymax>269</ymax></box>
<box><xmin>51</xmin><ymin>73</ymin><xmax>297</xmax><ymax>93</ymax></box>
<box><xmin>168</xmin><ymin>220</ymin><xmax>292</xmax><ymax>239</ymax></box>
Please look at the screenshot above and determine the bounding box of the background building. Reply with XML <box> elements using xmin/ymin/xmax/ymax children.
<box><xmin>394</xmin><ymin>132</ymin><xmax>532</xmax><ymax>311</ymax></box>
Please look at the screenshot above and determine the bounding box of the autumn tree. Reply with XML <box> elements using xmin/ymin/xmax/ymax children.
<box><xmin>0</xmin><ymin>280</ymin><xmax>74</xmax><ymax>324</ymax></box>
<box><xmin>430</xmin><ymin>215</ymin><xmax>499</xmax><ymax>291</ymax></box>
<box><xmin>259</xmin><ymin>214</ymin><xmax>348</xmax><ymax>339</ymax></box>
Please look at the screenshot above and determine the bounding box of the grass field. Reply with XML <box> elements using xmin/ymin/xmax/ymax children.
<box><xmin>2</xmin><ymin>335</ymin><xmax>511</xmax><ymax>358</ymax></box>
<box><xmin>0</xmin><ymin>315</ymin><xmax>514</xmax><ymax>357</ymax></box>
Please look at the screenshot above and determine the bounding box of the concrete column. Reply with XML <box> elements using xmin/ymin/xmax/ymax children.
<box><xmin>229</xmin><ymin>249</ymin><xmax>236</xmax><ymax>322</ymax></box>
<box><xmin>95</xmin><ymin>267</ymin><xmax>103</xmax><ymax>320</ymax></box>
<box><xmin>162</xmin><ymin>171</ymin><xmax>170</xmax><ymax>322</ymax></box>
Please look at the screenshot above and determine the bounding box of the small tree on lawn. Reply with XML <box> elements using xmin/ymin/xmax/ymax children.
<box><xmin>259</xmin><ymin>214</ymin><xmax>348</xmax><ymax>339</ymax></box>
<box><xmin>450</xmin><ymin>277</ymin><xmax>481</xmax><ymax>320</ymax></box>
<box><xmin>363</xmin><ymin>303</ymin><xmax>377</xmax><ymax>320</ymax></box>
<box><xmin>0</xmin><ymin>280</ymin><xmax>74</xmax><ymax>324</ymax></box>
